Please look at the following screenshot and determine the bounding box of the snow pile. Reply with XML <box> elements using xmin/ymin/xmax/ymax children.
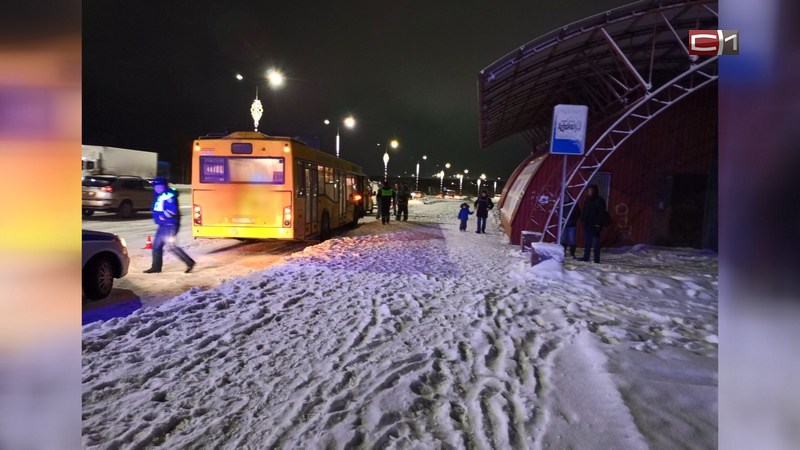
<box><xmin>82</xmin><ymin>200</ymin><xmax>717</xmax><ymax>448</ymax></box>
<box><xmin>528</xmin><ymin>242</ymin><xmax>565</xmax><ymax>279</ymax></box>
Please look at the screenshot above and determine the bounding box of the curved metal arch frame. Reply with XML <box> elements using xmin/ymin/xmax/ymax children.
<box><xmin>479</xmin><ymin>0</ymin><xmax>719</xmax><ymax>150</ymax></box>
<box><xmin>539</xmin><ymin>56</ymin><xmax>718</xmax><ymax>243</ymax></box>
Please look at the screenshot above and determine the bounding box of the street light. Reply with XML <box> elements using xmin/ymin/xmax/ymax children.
<box><xmin>478</xmin><ymin>173</ymin><xmax>487</xmax><ymax>194</ymax></box>
<box><xmin>457</xmin><ymin>173</ymin><xmax>464</xmax><ymax>195</ymax></box>
<box><xmin>323</xmin><ymin>115</ymin><xmax>356</xmax><ymax>158</ymax></box>
<box><xmin>438</xmin><ymin>170</ymin><xmax>445</xmax><ymax>194</ymax></box>
<box><xmin>238</xmin><ymin>68</ymin><xmax>285</xmax><ymax>132</ymax></box>
<box><xmin>416</xmin><ymin>155</ymin><xmax>427</xmax><ymax>191</ymax></box>
<box><xmin>383</xmin><ymin>152</ymin><xmax>390</xmax><ymax>182</ymax></box>
<box><xmin>445</xmin><ymin>162</ymin><xmax>451</xmax><ymax>169</ymax></box>
<box><xmin>380</xmin><ymin>138</ymin><xmax>399</xmax><ymax>182</ymax></box>
<box><xmin>266</xmin><ymin>68</ymin><xmax>285</xmax><ymax>88</ymax></box>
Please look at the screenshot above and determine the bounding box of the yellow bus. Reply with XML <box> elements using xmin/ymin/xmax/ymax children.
<box><xmin>191</xmin><ymin>131</ymin><xmax>370</xmax><ymax>240</ymax></box>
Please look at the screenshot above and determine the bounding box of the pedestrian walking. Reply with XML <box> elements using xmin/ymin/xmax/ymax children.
<box><xmin>561</xmin><ymin>194</ymin><xmax>581</xmax><ymax>258</ymax></box>
<box><xmin>143</xmin><ymin>177</ymin><xmax>195</xmax><ymax>274</ymax></box>
<box><xmin>473</xmin><ymin>190</ymin><xmax>494</xmax><ymax>234</ymax></box>
<box><xmin>458</xmin><ymin>202</ymin><xmax>473</xmax><ymax>231</ymax></box>
<box><xmin>579</xmin><ymin>184</ymin><xmax>608</xmax><ymax>263</ymax></box>
<box><xmin>376</xmin><ymin>181</ymin><xmax>395</xmax><ymax>225</ymax></box>
<box><xmin>396</xmin><ymin>182</ymin><xmax>411</xmax><ymax>221</ymax></box>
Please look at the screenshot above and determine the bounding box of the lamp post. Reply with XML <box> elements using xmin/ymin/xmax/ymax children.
<box><xmin>477</xmin><ymin>173</ymin><xmax>487</xmax><ymax>195</ymax></box>
<box><xmin>324</xmin><ymin>115</ymin><xmax>356</xmax><ymax>158</ymax></box>
<box><xmin>416</xmin><ymin>155</ymin><xmax>427</xmax><ymax>191</ymax></box>
<box><xmin>383</xmin><ymin>152</ymin><xmax>390</xmax><ymax>183</ymax></box>
<box><xmin>237</xmin><ymin>68</ymin><xmax>285</xmax><ymax>132</ymax></box>
<box><xmin>457</xmin><ymin>173</ymin><xmax>464</xmax><ymax>195</ymax></box>
<box><xmin>380</xmin><ymin>138</ymin><xmax>399</xmax><ymax>182</ymax></box>
<box><xmin>438</xmin><ymin>170</ymin><xmax>445</xmax><ymax>194</ymax></box>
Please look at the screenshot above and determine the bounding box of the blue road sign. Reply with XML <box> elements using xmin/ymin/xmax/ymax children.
<box><xmin>550</xmin><ymin>104</ymin><xmax>588</xmax><ymax>155</ymax></box>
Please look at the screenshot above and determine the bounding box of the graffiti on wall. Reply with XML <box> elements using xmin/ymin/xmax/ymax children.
<box><xmin>614</xmin><ymin>202</ymin><xmax>633</xmax><ymax>242</ymax></box>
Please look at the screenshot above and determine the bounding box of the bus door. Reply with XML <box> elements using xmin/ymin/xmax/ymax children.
<box><xmin>339</xmin><ymin>172</ymin><xmax>347</xmax><ymax>224</ymax></box>
<box><xmin>306</xmin><ymin>166</ymin><xmax>318</xmax><ymax>234</ymax></box>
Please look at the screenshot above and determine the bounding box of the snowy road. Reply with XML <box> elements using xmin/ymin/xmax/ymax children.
<box><xmin>82</xmin><ymin>208</ymin><xmax>313</xmax><ymax>323</ymax></box>
<box><xmin>82</xmin><ymin>199</ymin><xmax>717</xmax><ymax>449</ymax></box>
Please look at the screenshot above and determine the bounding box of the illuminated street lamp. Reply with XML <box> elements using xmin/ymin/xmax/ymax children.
<box><xmin>380</xmin><ymin>138</ymin><xmax>399</xmax><ymax>182</ymax></box>
<box><xmin>477</xmin><ymin>173</ymin><xmax>487</xmax><ymax>194</ymax></box>
<box><xmin>239</xmin><ymin>68</ymin><xmax>285</xmax><ymax>132</ymax></box>
<box><xmin>383</xmin><ymin>152</ymin><xmax>390</xmax><ymax>182</ymax></box>
<box><xmin>323</xmin><ymin>115</ymin><xmax>356</xmax><ymax>158</ymax></box>
<box><xmin>445</xmin><ymin>162</ymin><xmax>451</xmax><ymax>169</ymax></box>
<box><xmin>266</xmin><ymin>68</ymin><xmax>285</xmax><ymax>87</ymax></box>
<box><xmin>416</xmin><ymin>155</ymin><xmax>427</xmax><ymax>191</ymax></box>
<box><xmin>438</xmin><ymin>170</ymin><xmax>445</xmax><ymax>194</ymax></box>
<box><xmin>457</xmin><ymin>173</ymin><xmax>464</xmax><ymax>195</ymax></box>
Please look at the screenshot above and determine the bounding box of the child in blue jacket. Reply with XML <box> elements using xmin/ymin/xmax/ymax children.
<box><xmin>458</xmin><ymin>202</ymin><xmax>473</xmax><ymax>231</ymax></box>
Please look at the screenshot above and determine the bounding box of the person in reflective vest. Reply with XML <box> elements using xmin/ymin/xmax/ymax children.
<box><xmin>376</xmin><ymin>181</ymin><xmax>395</xmax><ymax>225</ymax></box>
<box><xmin>143</xmin><ymin>177</ymin><xmax>196</xmax><ymax>274</ymax></box>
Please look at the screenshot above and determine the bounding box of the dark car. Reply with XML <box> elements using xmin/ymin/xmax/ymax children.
<box><xmin>82</xmin><ymin>175</ymin><xmax>154</xmax><ymax>218</ymax></box>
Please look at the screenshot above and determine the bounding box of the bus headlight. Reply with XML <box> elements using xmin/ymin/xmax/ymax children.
<box><xmin>283</xmin><ymin>206</ymin><xmax>292</xmax><ymax>227</ymax></box>
<box><xmin>193</xmin><ymin>204</ymin><xmax>202</xmax><ymax>225</ymax></box>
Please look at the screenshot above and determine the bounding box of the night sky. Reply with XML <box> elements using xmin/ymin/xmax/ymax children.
<box><xmin>83</xmin><ymin>0</ymin><xmax>632</xmax><ymax>181</ymax></box>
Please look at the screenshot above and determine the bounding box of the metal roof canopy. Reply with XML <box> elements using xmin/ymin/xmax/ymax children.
<box><xmin>478</xmin><ymin>0</ymin><xmax>718</xmax><ymax>244</ymax></box>
<box><xmin>478</xmin><ymin>0</ymin><xmax>718</xmax><ymax>150</ymax></box>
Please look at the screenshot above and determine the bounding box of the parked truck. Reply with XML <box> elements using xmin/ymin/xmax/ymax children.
<box><xmin>82</xmin><ymin>145</ymin><xmax>158</xmax><ymax>179</ymax></box>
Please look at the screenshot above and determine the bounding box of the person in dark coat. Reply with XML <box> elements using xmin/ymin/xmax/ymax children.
<box><xmin>396</xmin><ymin>183</ymin><xmax>411</xmax><ymax>221</ymax></box>
<box><xmin>144</xmin><ymin>177</ymin><xmax>195</xmax><ymax>273</ymax></box>
<box><xmin>580</xmin><ymin>184</ymin><xmax>607</xmax><ymax>263</ymax></box>
<box><xmin>561</xmin><ymin>194</ymin><xmax>581</xmax><ymax>258</ymax></box>
<box><xmin>376</xmin><ymin>181</ymin><xmax>395</xmax><ymax>225</ymax></box>
<box><xmin>457</xmin><ymin>202</ymin><xmax>473</xmax><ymax>231</ymax></box>
<box><xmin>473</xmin><ymin>190</ymin><xmax>494</xmax><ymax>233</ymax></box>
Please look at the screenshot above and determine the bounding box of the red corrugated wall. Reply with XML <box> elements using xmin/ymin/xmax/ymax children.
<box><xmin>509</xmin><ymin>86</ymin><xmax>717</xmax><ymax>248</ymax></box>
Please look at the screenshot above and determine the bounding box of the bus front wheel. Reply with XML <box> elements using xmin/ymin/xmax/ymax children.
<box><xmin>320</xmin><ymin>212</ymin><xmax>331</xmax><ymax>241</ymax></box>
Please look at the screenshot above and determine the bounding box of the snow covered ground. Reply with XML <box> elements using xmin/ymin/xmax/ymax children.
<box><xmin>82</xmin><ymin>199</ymin><xmax>717</xmax><ymax>449</ymax></box>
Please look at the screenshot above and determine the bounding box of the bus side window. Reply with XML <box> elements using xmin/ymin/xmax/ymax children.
<box><xmin>318</xmin><ymin>165</ymin><xmax>325</xmax><ymax>197</ymax></box>
<box><xmin>324</xmin><ymin>167</ymin><xmax>335</xmax><ymax>199</ymax></box>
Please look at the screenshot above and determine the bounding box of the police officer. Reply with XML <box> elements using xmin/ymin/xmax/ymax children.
<box><xmin>143</xmin><ymin>177</ymin><xmax>195</xmax><ymax>274</ymax></box>
<box><xmin>376</xmin><ymin>181</ymin><xmax>395</xmax><ymax>225</ymax></box>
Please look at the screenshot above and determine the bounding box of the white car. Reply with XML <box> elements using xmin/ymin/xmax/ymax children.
<box><xmin>82</xmin><ymin>230</ymin><xmax>130</xmax><ymax>300</ymax></box>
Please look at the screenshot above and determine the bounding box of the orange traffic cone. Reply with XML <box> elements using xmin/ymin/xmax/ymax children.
<box><xmin>143</xmin><ymin>235</ymin><xmax>153</xmax><ymax>249</ymax></box>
